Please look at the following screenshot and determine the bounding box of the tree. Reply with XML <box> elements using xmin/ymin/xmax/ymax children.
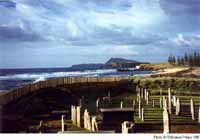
<box><xmin>184</xmin><ymin>53</ymin><xmax>188</xmax><ymax>65</ymax></box>
<box><xmin>168</xmin><ymin>54</ymin><xmax>176</xmax><ymax>64</ymax></box>
<box><xmin>169</xmin><ymin>52</ymin><xmax>200</xmax><ymax>67</ymax></box>
<box><xmin>177</xmin><ymin>56</ymin><xmax>181</xmax><ymax>65</ymax></box>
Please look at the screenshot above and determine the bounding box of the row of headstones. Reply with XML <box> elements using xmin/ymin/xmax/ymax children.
<box><xmin>162</xmin><ymin>88</ymin><xmax>200</xmax><ymax>133</ymax></box>
<box><xmin>136</xmin><ymin>87</ymin><xmax>150</xmax><ymax>122</ymax></box>
<box><xmin>120</xmin><ymin>87</ymin><xmax>149</xmax><ymax>133</ymax></box>
<box><xmin>136</xmin><ymin>87</ymin><xmax>200</xmax><ymax>133</ymax></box>
<box><xmin>83</xmin><ymin>109</ymin><xmax>98</xmax><ymax>132</ymax></box>
<box><xmin>61</xmin><ymin>105</ymin><xmax>98</xmax><ymax>132</ymax></box>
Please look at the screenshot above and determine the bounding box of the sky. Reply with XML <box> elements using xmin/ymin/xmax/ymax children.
<box><xmin>0</xmin><ymin>0</ymin><xmax>200</xmax><ymax>68</ymax></box>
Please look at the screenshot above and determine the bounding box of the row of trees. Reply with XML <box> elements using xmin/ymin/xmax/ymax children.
<box><xmin>168</xmin><ymin>51</ymin><xmax>200</xmax><ymax>66</ymax></box>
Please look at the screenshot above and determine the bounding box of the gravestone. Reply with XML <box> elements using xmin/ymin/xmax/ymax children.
<box><xmin>84</xmin><ymin>109</ymin><xmax>92</xmax><ymax>130</ymax></box>
<box><xmin>163</xmin><ymin>96</ymin><xmax>167</xmax><ymax>109</ymax></box>
<box><xmin>173</xmin><ymin>96</ymin><xmax>176</xmax><ymax>107</ymax></box>
<box><xmin>137</xmin><ymin>93</ymin><xmax>139</xmax><ymax>102</ymax></box>
<box><xmin>61</xmin><ymin>115</ymin><xmax>65</xmax><ymax>132</ymax></box>
<box><xmin>71</xmin><ymin>105</ymin><xmax>77</xmax><ymax>125</ymax></box>
<box><xmin>160</xmin><ymin>97</ymin><xmax>162</xmax><ymax>108</ymax></box>
<box><xmin>77</xmin><ymin>106</ymin><xmax>81</xmax><ymax>127</ymax></box>
<box><xmin>168</xmin><ymin>88</ymin><xmax>172</xmax><ymax>114</ymax></box>
<box><xmin>91</xmin><ymin>116</ymin><xmax>98</xmax><ymax>132</ymax></box>
<box><xmin>96</xmin><ymin>98</ymin><xmax>100</xmax><ymax>108</ymax></box>
<box><xmin>139</xmin><ymin>98</ymin><xmax>141</xmax><ymax>118</ymax></box>
<box><xmin>84</xmin><ymin>109</ymin><xmax>88</xmax><ymax>129</ymax></box>
<box><xmin>146</xmin><ymin>91</ymin><xmax>149</xmax><ymax>105</ymax></box>
<box><xmin>141</xmin><ymin>108</ymin><xmax>144</xmax><ymax>122</ymax></box>
<box><xmin>152</xmin><ymin>100</ymin><xmax>155</xmax><ymax>107</ymax></box>
<box><xmin>121</xmin><ymin>121</ymin><xmax>135</xmax><ymax>133</ymax></box>
<box><xmin>120</xmin><ymin>101</ymin><xmax>123</xmax><ymax>109</ymax></box>
<box><xmin>144</xmin><ymin>88</ymin><xmax>147</xmax><ymax>100</ymax></box>
<box><xmin>73</xmin><ymin>106</ymin><xmax>77</xmax><ymax>125</ymax></box>
<box><xmin>121</xmin><ymin>121</ymin><xmax>128</xmax><ymax>133</ymax></box>
<box><xmin>176</xmin><ymin>98</ymin><xmax>180</xmax><ymax>116</ymax></box>
<box><xmin>86</xmin><ymin>112</ymin><xmax>92</xmax><ymax>130</ymax></box>
<box><xmin>163</xmin><ymin>107</ymin><xmax>170</xmax><ymax>133</ymax></box>
<box><xmin>39</xmin><ymin>120</ymin><xmax>43</xmax><ymax>133</ymax></box>
<box><xmin>190</xmin><ymin>99</ymin><xmax>195</xmax><ymax>120</ymax></box>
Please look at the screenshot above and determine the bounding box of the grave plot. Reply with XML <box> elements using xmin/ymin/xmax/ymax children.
<box><xmin>90</xmin><ymin>88</ymin><xmax>200</xmax><ymax>133</ymax></box>
<box><xmin>23</xmin><ymin>88</ymin><xmax>200</xmax><ymax>133</ymax></box>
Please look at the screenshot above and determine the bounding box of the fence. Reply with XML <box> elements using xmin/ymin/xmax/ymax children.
<box><xmin>0</xmin><ymin>76</ymin><xmax>134</xmax><ymax>106</ymax></box>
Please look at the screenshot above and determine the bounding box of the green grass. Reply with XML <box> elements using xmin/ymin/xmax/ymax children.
<box><xmin>94</xmin><ymin>91</ymin><xmax>200</xmax><ymax>133</ymax></box>
<box><xmin>133</xmin><ymin>77</ymin><xmax>200</xmax><ymax>95</ymax></box>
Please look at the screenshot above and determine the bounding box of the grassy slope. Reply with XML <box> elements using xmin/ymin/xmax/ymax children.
<box><xmin>100</xmin><ymin>92</ymin><xmax>200</xmax><ymax>133</ymax></box>
<box><xmin>139</xmin><ymin>63</ymin><xmax>184</xmax><ymax>71</ymax></box>
<box><xmin>132</xmin><ymin>76</ymin><xmax>200</xmax><ymax>95</ymax></box>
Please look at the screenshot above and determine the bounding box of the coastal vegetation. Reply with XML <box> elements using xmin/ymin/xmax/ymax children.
<box><xmin>168</xmin><ymin>51</ymin><xmax>200</xmax><ymax>67</ymax></box>
<box><xmin>139</xmin><ymin>63</ymin><xmax>181</xmax><ymax>71</ymax></box>
<box><xmin>132</xmin><ymin>77</ymin><xmax>200</xmax><ymax>95</ymax></box>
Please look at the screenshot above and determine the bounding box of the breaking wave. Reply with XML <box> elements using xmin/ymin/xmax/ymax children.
<box><xmin>0</xmin><ymin>69</ymin><xmax>117</xmax><ymax>81</ymax></box>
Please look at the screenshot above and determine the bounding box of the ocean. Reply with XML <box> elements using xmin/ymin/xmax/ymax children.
<box><xmin>0</xmin><ymin>68</ymin><xmax>152</xmax><ymax>92</ymax></box>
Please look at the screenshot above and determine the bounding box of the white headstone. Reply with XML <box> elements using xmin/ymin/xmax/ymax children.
<box><xmin>173</xmin><ymin>95</ymin><xmax>176</xmax><ymax>107</ymax></box>
<box><xmin>139</xmin><ymin>97</ymin><xmax>141</xmax><ymax>118</ymax></box>
<box><xmin>96</xmin><ymin>98</ymin><xmax>100</xmax><ymax>108</ymax></box>
<box><xmin>144</xmin><ymin>88</ymin><xmax>147</xmax><ymax>100</ymax></box>
<box><xmin>190</xmin><ymin>99</ymin><xmax>195</xmax><ymax>120</ymax></box>
<box><xmin>39</xmin><ymin>120</ymin><xmax>43</xmax><ymax>133</ymax></box>
<box><xmin>121</xmin><ymin>121</ymin><xmax>129</xmax><ymax>133</ymax></box>
<box><xmin>153</xmin><ymin>100</ymin><xmax>155</xmax><ymax>107</ymax></box>
<box><xmin>91</xmin><ymin>116</ymin><xmax>98</xmax><ymax>132</ymax></box>
<box><xmin>146</xmin><ymin>91</ymin><xmax>149</xmax><ymax>105</ymax></box>
<box><xmin>84</xmin><ymin>109</ymin><xmax>92</xmax><ymax>130</ymax></box>
<box><xmin>61</xmin><ymin>115</ymin><xmax>65</xmax><ymax>132</ymax></box>
<box><xmin>77</xmin><ymin>106</ymin><xmax>81</xmax><ymax>127</ymax></box>
<box><xmin>137</xmin><ymin>93</ymin><xmax>139</xmax><ymax>102</ymax></box>
<box><xmin>141</xmin><ymin>108</ymin><xmax>144</xmax><ymax>122</ymax></box>
<box><xmin>86</xmin><ymin>112</ymin><xmax>92</xmax><ymax>130</ymax></box>
<box><xmin>163</xmin><ymin>96</ymin><xmax>167</xmax><ymax>109</ymax></box>
<box><xmin>120</xmin><ymin>101</ymin><xmax>123</xmax><ymax>109</ymax></box>
<box><xmin>168</xmin><ymin>88</ymin><xmax>172</xmax><ymax>114</ymax></box>
<box><xmin>84</xmin><ymin>109</ymin><xmax>88</xmax><ymax>129</ymax></box>
<box><xmin>163</xmin><ymin>107</ymin><xmax>170</xmax><ymax>133</ymax></box>
<box><xmin>160</xmin><ymin>97</ymin><xmax>162</xmax><ymax>108</ymax></box>
<box><xmin>176</xmin><ymin>98</ymin><xmax>180</xmax><ymax>116</ymax></box>
<box><xmin>73</xmin><ymin>106</ymin><xmax>77</xmax><ymax>125</ymax></box>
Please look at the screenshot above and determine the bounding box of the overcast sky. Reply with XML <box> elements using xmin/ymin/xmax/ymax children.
<box><xmin>0</xmin><ymin>0</ymin><xmax>200</xmax><ymax>68</ymax></box>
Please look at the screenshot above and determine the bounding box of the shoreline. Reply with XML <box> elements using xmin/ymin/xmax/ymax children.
<box><xmin>0</xmin><ymin>66</ymin><xmax>195</xmax><ymax>96</ymax></box>
<box><xmin>0</xmin><ymin>65</ymin><xmax>198</xmax><ymax>105</ymax></box>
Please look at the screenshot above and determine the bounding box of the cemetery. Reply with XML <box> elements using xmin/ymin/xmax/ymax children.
<box><xmin>0</xmin><ymin>77</ymin><xmax>200</xmax><ymax>133</ymax></box>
